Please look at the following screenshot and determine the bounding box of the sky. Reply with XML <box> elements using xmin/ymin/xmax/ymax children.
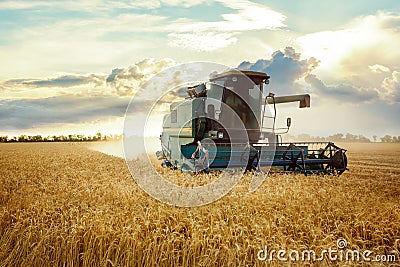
<box><xmin>0</xmin><ymin>0</ymin><xmax>399</xmax><ymax>139</ymax></box>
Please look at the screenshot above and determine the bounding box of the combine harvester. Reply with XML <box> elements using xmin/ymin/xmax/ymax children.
<box><xmin>157</xmin><ymin>70</ymin><xmax>347</xmax><ymax>175</ymax></box>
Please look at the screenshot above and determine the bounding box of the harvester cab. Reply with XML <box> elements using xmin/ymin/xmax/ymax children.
<box><xmin>157</xmin><ymin>70</ymin><xmax>347</xmax><ymax>175</ymax></box>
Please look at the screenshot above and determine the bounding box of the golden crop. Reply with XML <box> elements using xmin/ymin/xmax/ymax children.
<box><xmin>0</xmin><ymin>142</ymin><xmax>399</xmax><ymax>266</ymax></box>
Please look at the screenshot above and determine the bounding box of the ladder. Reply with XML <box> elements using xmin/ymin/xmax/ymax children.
<box><xmin>260</xmin><ymin>93</ymin><xmax>277</xmax><ymax>140</ymax></box>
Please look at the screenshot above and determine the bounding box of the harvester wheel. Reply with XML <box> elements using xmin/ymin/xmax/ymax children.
<box><xmin>161</xmin><ymin>159</ymin><xmax>173</xmax><ymax>168</ymax></box>
<box><xmin>331</xmin><ymin>150</ymin><xmax>348</xmax><ymax>175</ymax></box>
<box><xmin>282</xmin><ymin>143</ymin><xmax>306</xmax><ymax>173</ymax></box>
<box><xmin>241</xmin><ymin>145</ymin><xmax>259</xmax><ymax>172</ymax></box>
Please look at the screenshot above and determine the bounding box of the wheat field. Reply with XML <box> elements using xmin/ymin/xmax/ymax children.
<box><xmin>0</xmin><ymin>142</ymin><xmax>399</xmax><ymax>266</ymax></box>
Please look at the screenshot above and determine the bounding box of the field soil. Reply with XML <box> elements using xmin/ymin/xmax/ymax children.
<box><xmin>0</xmin><ymin>142</ymin><xmax>399</xmax><ymax>266</ymax></box>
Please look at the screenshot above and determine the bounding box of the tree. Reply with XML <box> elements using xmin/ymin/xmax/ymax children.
<box><xmin>31</xmin><ymin>135</ymin><xmax>43</xmax><ymax>142</ymax></box>
<box><xmin>18</xmin><ymin>135</ymin><xmax>27</xmax><ymax>142</ymax></box>
<box><xmin>345</xmin><ymin>133</ymin><xmax>357</xmax><ymax>142</ymax></box>
<box><xmin>329</xmin><ymin>133</ymin><xmax>344</xmax><ymax>142</ymax></box>
<box><xmin>381</xmin><ymin>135</ymin><xmax>393</xmax><ymax>143</ymax></box>
<box><xmin>95</xmin><ymin>132</ymin><xmax>102</xmax><ymax>141</ymax></box>
<box><xmin>357</xmin><ymin>135</ymin><xmax>370</xmax><ymax>142</ymax></box>
<box><xmin>297</xmin><ymin>133</ymin><xmax>312</xmax><ymax>141</ymax></box>
<box><xmin>373</xmin><ymin>135</ymin><xmax>377</xmax><ymax>142</ymax></box>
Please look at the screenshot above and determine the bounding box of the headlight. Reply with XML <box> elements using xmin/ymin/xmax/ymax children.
<box><xmin>217</xmin><ymin>132</ymin><xmax>224</xmax><ymax>139</ymax></box>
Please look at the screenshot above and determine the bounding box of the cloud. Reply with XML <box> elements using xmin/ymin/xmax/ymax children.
<box><xmin>0</xmin><ymin>0</ymin><xmax>285</xmax><ymax>78</ymax></box>
<box><xmin>106</xmin><ymin>58</ymin><xmax>176</xmax><ymax>96</ymax></box>
<box><xmin>106</xmin><ymin>68</ymin><xmax>124</xmax><ymax>84</ymax></box>
<box><xmin>0</xmin><ymin>0</ymin><xmax>210</xmax><ymax>11</ymax></box>
<box><xmin>4</xmin><ymin>74</ymin><xmax>104</xmax><ymax>88</ymax></box>
<box><xmin>305</xmin><ymin>74</ymin><xmax>379</xmax><ymax>103</ymax></box>
<box><xmin>0</xmin><ymin>0</ymin><xmax>159</xmax><ymax>11</ymax></box>
<box><xmin>381</xmin><ymin>71</ymin><xmax>400</xmax><ymax>103</ymax></box>
<box><xmin>106</xmin><ymin>0</ymin><xmax>161</xmax><ymax>9</ymax></box>
<box><xmin>0</xmin><ymin>1</ymin><xmax>53</xmax><ymax>10</ymax></box>
<box><xmin>163</xmin><ymin>0</ymin><xmax>213</xmax><ymax>8</ymax></box>
<box><xmin>218</xmin><ymin>0</ymin><xmax>286</xmax><ymax>30</ymax></box>
<box><xmin>294</xmin><ymin>12</ymin><xmax>400</xmax><ymax>105</ymax></box>
<box><xmin>0</xmin><ymin>10</ymin><xmax>170</xmax><ymax>79</ymax></box>
<box><xmin>238</xmin><ymin>47</ymin><xmax>319</xmax><ymax>94</ymax></box>
<box><xmin>0</xmin><ymin>94</ymin><xmax>136</xmax><ymax>130</ymax></box>
<box><xmin>0</xmin><ymin>58</ymin><xmax>180</xmax><ymax>132</ymax></box>
<box><xmin>369</xmin><ymin>64</ymin><xmax>390</xmax><ymax>74</ymax></box>
<box><xmin>237</xmin><ymin>46</ymin><xmax>393</xmax><ymax>104</ymax></box>
<box><xmin>296</xmin><ymin>12</ymin><xmax>400</xmax><ymax>77</ymax></box>
<box><xmin>168</xmin><ymin>0</ymin><xmax>286</xmax><ymax>51</ymax></box>
<box><xmin>171</xmin><ymin>0</ymin><xmax>285</xmax><ymax>33</ymax></box>
<box><xmin>168</xmin><ymin>32</ymin><xmax>237</xmax><ymax>52</ymax></box>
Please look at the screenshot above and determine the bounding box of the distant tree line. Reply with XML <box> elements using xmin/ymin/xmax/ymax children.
<box><xmin>379</xmin><ymin>135</ymin><xmax>400</xmax><ymax>143</ymax></box>
<box><xmin>0</xmin><ymin>133</ymin><xmax>123</xmax><ymax>143</ymax></box>
<box><xmin>285</xmin><ymin>133</ymin><xmax>400</xmax><ymax>143</ymax></box>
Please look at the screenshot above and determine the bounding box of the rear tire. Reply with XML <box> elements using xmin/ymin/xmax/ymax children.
<box><xmin>331</xmin><ymin>150</ymin><xmax>347</xmax><ymax>175</ymax></box>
